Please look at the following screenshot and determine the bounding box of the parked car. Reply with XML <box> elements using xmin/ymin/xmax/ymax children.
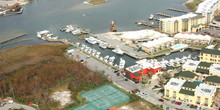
<box><xmin>175</xmin><ymin>101</ymin><xmax>179</xmax><ymax>105</ymax></box>
<box><xmin>194</xmin><ymin>105</ymin><xmax>197</xmax><ymax>109</ymax></box>
<box><xmin>159</xmin><ymin>99</ymin><xmax>164</xmax><ymax>102</ymax></box>
<box><xmin>178</xmin><ymin>102</ymin><xmax>182</xmax><ymax>105</ymax></box>
<box><xmin>114</xmin><ymin>70</ymin><xmax>118</xmax><ymax>73</ymax></box>
<box><xmin>154</xmin><ymin>85</ymin><xmax>160</xmax><ymax>88</ymax></box>
<box><xmin>125</xmin><ymin>78</ymin><xmax>128</xmax><ymax>81</ymax></box>
<box><xmin>190</xmin><ymin>105</ymin><xmax>194</xmax><ymax>108</ymax></box>
<box><xmin>171</xmin><ymin>100</ymin><xmax>175</xmax><ymax>104</ymax></box>
<box><xmin>166</xmin><ymin>107</ymin><xmax>169</xmax><ymax>110</ymax></box>
<box><xmin>158</xmin><ymin>83</ymin><xmax>163</xmax><ymax>86</ymax></box>
<box><xmin>131</xmin><ymin>88</ymin><xmax>140</xmax><ymax>94</ymax></box>
<box><xmin>116</xmin><ymin>73</ymin><xmax>120</xmax><ymax>76</ymax></box>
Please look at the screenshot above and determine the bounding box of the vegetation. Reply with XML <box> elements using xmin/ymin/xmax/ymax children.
<box><xmin>152</xmin><ymin>48</ymin><xmax>171</xmax><ymax>55</ymax></box>
<box><xmin>185</xmin><ymin>0</ymin><xmax>204</xmax><ymax>11</ymax></box>
<box><xmin>87</xmin><ymin>0</ymin><xmax>106</xmax><ymax>5</ymax></box>
<box><xmin>0</xmin><ymin>44</ymin><xmax>108</xmax><ymax>110</ymax></box>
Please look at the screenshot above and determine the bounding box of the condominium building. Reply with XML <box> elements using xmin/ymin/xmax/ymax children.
<box><xmin>182</xmin><ymin>60</ymin><xmax>220</xmax><ymax>77</ymax></box>
<box><xmin>205</xmin><ymin>75</ymin><xmax>220</xmax><ymax>87</ymax></box>
<box><xmin>141</xmin><ymin>37</ymin><xmax>174</xmax><ymax>54</ymax></box>
<box><xmin>196</xmin><ymin>0</ymin><xmax>220</xmax><ymax>23</ymax></box>
<box><xmin>174</xmin><ymin>33</ymin><xmax>212</xmax><ymax>46</ymax></box>
<box><xmin>177</xmin><ymin>71</ymin><xmax>198</xmax><ymax>82</ymax></box>
<box><xmin>159</xmin><ymin>13</ymin><xmax>205</xmax><ymax>34</ymax></box>
<box><xmin>164</xmin><ymin>78</ymin><xmax>217</xmax><ymax>108</ymax></box>
<box><xmin>200</xmin><ymin>48</ymin><xmax>220</xmax><ymax>64</ymax></box>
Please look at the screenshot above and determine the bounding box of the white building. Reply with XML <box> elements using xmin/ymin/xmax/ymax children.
<box><xmin>196</xmin><ymin>0</ymin><xmax>220</xmax><ymax>23</ymax></box>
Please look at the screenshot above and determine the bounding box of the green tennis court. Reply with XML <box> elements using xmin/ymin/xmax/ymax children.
<box><xmin>75</xmin><ymin>85</ymin><xmax>130</xmax><ymax>110</ymax></box>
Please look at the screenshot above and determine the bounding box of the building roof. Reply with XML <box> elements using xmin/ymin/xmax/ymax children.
<box><xmin>133</xmin><ymin>72</ymin><xmax>141</xmax><ymax>77</ymax></box>
<box><xmin>196</xmin><ymin>68</ymin><xmax>209</xmax><ymax>74</ymax></box>
<box><xmin>174</xmin><ymin>33</ymin><xmax>212</xmax><ymax>41</ymax></box>
<box><xmin>164</xmin><ymin>78</ymin><xmax>186</xmax><ymax>91</ymax></box>
<box><xmin>142</xmin><ymin>37</ymin><xmax>173</xmax><ymax>48</ymax></box>
<box><xmin>210</xmin><ymin>64</ymin><xmax>220</xmax><ymax>73</ymax></box>
<box><xmin>179</xmin><ymin>89</ymin><xmax>195</xmax><ymax>96</ymax></box>
<box><xmin>182</xmin><ymin>81</ymin><xmax>198</xmax><ymax>89</ymax></box>
<box><xmin>196</xmin><ymin>0</ymin><xmax>219</xmax><ymax>14</ymax></box>
<box><xmin>182</xmin><ymin>60</ymin><xmax>200</xmax><ymax>70</ymax></box>
<box><xmin>178</xmin><ymin>71</ymin><xmax>196</xmax><ymax>78</ymax></box>
<box><xmin>200</xmin><ymin>48</ymin><xmax>220</xmax><ymax>55</ymax></box>
<box><xmin>198</xmin><ymin>62</ymin><xmax>212</xmax><ymax>67</ymax></box>
<box><xmin>195</xmin><ymin>84</ymin><xmax>217</xmax><ymax>97</ymax></box>
<box><xmin>205</xmin><ymin>75</ymin><xmax>220</xmax><ymax>84</ymax></box>
<box><xmin>160</xmin><ymin>13</ymin><xmax>198</xmax><ymax>22</ymax></box>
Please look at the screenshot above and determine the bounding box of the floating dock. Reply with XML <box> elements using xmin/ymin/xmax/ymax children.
<box><xmin>167</xmin><ymin>8</ymin><xmax>188</xmax><ymax>13</ymax></box>
<box><xmin>157</xmin><ymin>13</ymin><xmax>174</xmax><ymax>18</ymax></box>
<box><xmin>0</xmin><ymin>33</ymin><xmax>27</xmax><ymax>44</ymax></box>
<box><xmin>135</xmin><ymin>21</ymin><xmax>158</xmax><ymax>28</ymax></box>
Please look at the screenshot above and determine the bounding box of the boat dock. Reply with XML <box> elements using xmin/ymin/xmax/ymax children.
<box><xmin>157</xmin><ymin>13</ymin><xmax>174</xmax><ymax>18</ymax></box>
<box><xmin>167</xmin><ymin>8</ymin><xmax>188</xmax><ymax>13</ymax></box>
<box><xmin>0</xmin><ymin>33</ymin><xmax>27</xmax><ymax>44</ymax></box>
<box><xmin>135</xmin><ymin>21</ymin><xmax>158</xmax><ymax>28</ymax></box>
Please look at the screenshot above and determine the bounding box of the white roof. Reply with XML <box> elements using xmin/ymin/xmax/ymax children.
<box><xmin>196</xmin><ymin>0</ymin><xmax>218</xmax><ymax>14</ymax></box>
<box><xmin>210</xmin><ymin>64</ymin><xmax>220</xmax><ymax>73</ymax></box>
<box><xmin>182</xmin><ymin>60</ymin><xmax>200</xmax><ymax>70</ymax></box>
<box><xmin>195</xmin><ymin>84</ymin><xmax>217</xmax><ymax>97</ymax></box>
<box><xmin>174</xmin><ymin>33</ymin><xmax>212</xmax><ymax>41</ymax></box>
<box><xmin>160</xmin><ymin>13</ymin><xmax>198</xmax><ymax>22</ymax></box>
<box><xmin>164</xmin><ymin>78</ymin><xmax>186</xmax><ymax>91</ymax></box>
<box><xmin>142</xmin><ymin>37</ymin><xmax>173</xmax><ymax>48</ymax></box>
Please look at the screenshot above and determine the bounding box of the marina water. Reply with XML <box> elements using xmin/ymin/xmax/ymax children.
<box><xmin>0</xmin><ymin>0</ymin><xmax>198</xmax><ymax>67</ymax></box>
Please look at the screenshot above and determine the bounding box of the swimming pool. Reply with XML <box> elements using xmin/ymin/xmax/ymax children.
<box><xmin>171</xmin><ymin>44</ymin><xmax>188</xmax><ymax>50</ymax></box>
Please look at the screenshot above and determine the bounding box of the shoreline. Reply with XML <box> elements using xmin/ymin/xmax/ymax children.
<box><xmin>183</xmin><ymin>0</ymin><xmax>193</xmax><ymax>9</ymax></box>
<box><xmin>83</xmin><ymin>0</ymin><xmax>107</xmax><ymax>5</ymax></box>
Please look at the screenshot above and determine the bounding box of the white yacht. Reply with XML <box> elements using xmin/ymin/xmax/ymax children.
<box><xmin>108</xmin><ymin>56</ymin><xmax>115</xmax><ymax>65</ymax></box>
<box><xmin>88</xmin><ymin>48</ymin><xmax>92</xmax><ymax>54</ymax></box>
<box><xmin>99</xmin><ymin>42</ymin><xmax>107</xmax><ymax>49</ymax></box>
<box><xmin>76</xmin><ymin>42</ymin><xmax>80</xmax><ymax>46</ymax></box>
<box><xmin>149</xmin><ymin>14</ymin><xmax>154</xmax><ymax>20</ymax></box>
<box><xmin>188</xmin><ymin>54</ymin><xmax>192</xmax><ymax>59</ymax></box>
<box><xmin>180</xmin><ymin>49</ymin><xmax>185</xmax><ymax>52</ymax></box>
<box><xmin>100</xmin><ymin>57</ymin><xmax>103</xmax><ymax>61</ymax></box>
<box><xmin>37</xmin><ymin>30</ymin><xmax>50</xmax><ymax>39</ymax></box>
<box><xmin>112</xmin><ymin>46</ymin><xmax>124</xmax><ymax>55</ymax></box>
<box><xmin>72</xmin><ymin>29</ymin><xmax>81</xmax><ymax>35</ymax></box>
<box><xmin>92</xmin><ymin>49</ymin><xmax>97</xmax><ymax>56</ymax></box>
<box><xmin>85</xmin><ymin>37</ymin><xmax>97</xmax><ymax>45</ymax></box>
<box><xmin>104</xmin><ymin>55</ymin><xmax>110</xmax><ymax>63</ymax></box>
<box><xmin>96</xmin><ymin>52</ymin><xmax>101</xmax><ymax>58</ymax></box>
<box><xmin>165</xmin><ymin>52</ymin><xmax>171</xmax><ymax>56</ymax></box>
<box><xmin>119</xmin><ymin>58</ymin><xmax>125</xmax><ymax>69</ymax></box>
<box><xmin>81</xmin><ymin>44</ymin><xmax>85</xmax><ymax>50</ymax></box>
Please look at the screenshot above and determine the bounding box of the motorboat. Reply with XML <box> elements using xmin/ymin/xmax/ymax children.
<box><xmin>188</xmin><ymin>54</ymin><xmax>192</xmax><ymax>59</ymax></box>
<box><xmin>85</xmin><ymin>37</ymin><xmax>97</xmax><ymax>45</ymax></box>
<box><xmin>76</xmin><ymin>42</ymin><xmax>80</xmax><ymax>46</ymax></box>
<box><xmin>99</xmin><ymin>42</ymin><xmax>107</xmax><ymax>49</ymax></box>
<box><xmin>88</xmin><ymin>48</ymin><xmax>92</xmax><ymax>54</ymax></box>
<box><xmin>149</xmin><ymin>14</ymin><xmax>154</xmax><ymax>20</ymax></box>
<box><xmin>119</xmin><ymin>58</ymin><xmax>125</xmax><ymax>69</ymax></box>
<box><xmin>165</xmin><ymin>52</ymin><xmax>171</xmax><ymax>56</ymax></box>
<box><xmin>100</xmin><ymin>57</ymin><xmax>103</xmax><ymax>61</ymax></box>
<box><xmin>112</xmin><ymin>46</ymin><xmax>124</xmax><ymax>55</ymax></box>
<box><xmin>92</xmin><ymin>49</ymin><xmax>97</xmax><ymax>56</ymax></box>
<box><xmin>108</xmin><ymin>56</ymin><xmax>115</xmax><ymax>65</ymax></box>
<box><xmin>72</xmin><ymin>29</ymin><xmax>81</xmax><ymax>35</ymax></box>
<box><xmin>37</xmin><ymin>30</ymin><xmax>50</xmax><ymax>39</ymax></box>
<box><xmin>81</xmin><ymin>44</ymin><xmax>85</xmax><ymax>50</ymax></box>
<box><xmin>96</xmin><ymin>52</ymin><xmax>101</xmax><ymax>58</ymax></box>
<box><xmin>104</xmin><ymin>55</ymin><xmax>110</xmax><ymax>63</ymax></box>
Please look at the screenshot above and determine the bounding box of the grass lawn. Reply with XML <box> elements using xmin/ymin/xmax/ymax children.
<box><xmin>153</xmin><ymin>48</ymin><xmax>171</xmax><ymax>55</ymax></box>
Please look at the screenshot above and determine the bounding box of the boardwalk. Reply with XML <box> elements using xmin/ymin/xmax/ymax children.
<box><xmin>168</xmin><ymin>8</ymin><xmax>188</xmax><ymax>13</ymax></box>
<box><xmin>157</xmin><ymin>13</ymin><xmax>174</xmax><ymax>18</ymax></box>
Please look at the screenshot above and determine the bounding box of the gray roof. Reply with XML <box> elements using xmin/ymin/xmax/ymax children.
<box><xmin>178</xmin><ymin>71</ymin><xmax>196</xmax><ymax>78</ymax></box>
<box><xmin>205</xmin><ymin>76</ymin><xmax>220</xmax><ymax>84</ymax></box>
<box><xmin>182</xmin><ymin>81</ymin><xmax>198</xmax><ymax>89</ymax></box>
<box><xmin>200</xmin><ymin>48</ymin><xmax>220</xmax><ymax>55</ymax></box>
<box><xmin>179</xmin><ymin>89</ymin><xmax>194</xmax><ymax>96</ymax></box>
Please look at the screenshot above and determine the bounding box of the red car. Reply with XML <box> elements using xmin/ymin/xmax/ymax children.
<box><xmin>158</xmin><ymin>83</ymin><xmax>163</xmax><ymax>86</ymax></box>
<box><xmin>175</xmin><ymin>101</ymin><xmax>179</xmax><ymax>105</ymax></box>
<box><xmin>159</xmin><ymin>99</ymin><xmax>164</xmax><ymax>102</ymax></box>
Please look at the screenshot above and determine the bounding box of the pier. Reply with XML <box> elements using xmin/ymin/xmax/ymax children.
<box><xmin>0</xmin><ymin>33</ymin><xmax>27</xmax><ymax>44</ymax></box>
<box><xmin>157</xmin><ymin>13</ymin><xmax>174</xmax><ymax>18</ymax></box>
<box><xmin>167</xmin><ymin>8</ymin><xmax>188</xmax><ymax>13</ymax></box>
<box><xmin>135</xmin><ymin>21</ymin><xmax>158</xmax><ymax>28</ymax></box>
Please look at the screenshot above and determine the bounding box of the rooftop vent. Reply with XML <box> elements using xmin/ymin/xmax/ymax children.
<box><xmin>189</xmin><ymin>63</ymin><xmax>196</xmax><ymax>66</ymax></box>
<box><xmin>215</xmin><ymin>67</ymin><xmax>220</xmax><ymax>70</ymax></box>
<box><xmin>170</xmin><ymin>82</ymin><xmax>179</xmax><ymax>86</ymax></box>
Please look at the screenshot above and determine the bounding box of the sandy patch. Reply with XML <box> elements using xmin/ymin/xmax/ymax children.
<box><xmin>51</xmin><ymin>91</ymin><xmax>73</xmax><ymax>107</ymax></box>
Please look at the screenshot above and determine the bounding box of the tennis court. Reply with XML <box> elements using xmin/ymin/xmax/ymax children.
<box><xmin>75</xmin><ymin>85</ymin><xmax>130</xmax><ymax>110</ymax></box>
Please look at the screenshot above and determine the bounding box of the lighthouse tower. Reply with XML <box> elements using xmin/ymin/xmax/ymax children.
<box><xmin>110</xmin><ymin>21</ymin><xmax>117</xmax><ymax>32</ymax></box>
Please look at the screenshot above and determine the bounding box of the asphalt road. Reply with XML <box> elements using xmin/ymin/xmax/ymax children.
<box><xmin>0</xmin><ymin>102</ymin><xmax>36</xmax><ymax>110</ymax></box>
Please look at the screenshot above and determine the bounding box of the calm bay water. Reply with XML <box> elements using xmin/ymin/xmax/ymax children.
<box><xmin>0</xmin><ymin>0</ymin><xmax>198</xmax><ymax>67</ymax></box>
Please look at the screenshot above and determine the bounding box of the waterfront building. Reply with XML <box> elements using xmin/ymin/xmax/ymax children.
<box><xmin>141</xmin><ymin>37</ymin><xmax>174</xmax><ymax>54</ymax></box>
<box><xmin>174</xmin><ymin>33</ymin><xmax>212</xmax><ymax>46</ymax></box>
<box><xmin>124</xmin><ymin>59</ymin><xmax>161</xmax><ymax>82</ymax></box>
<box><xmin>182</xmin><ymin>60</ymin><xmax>220</xmax><ymax>77</ymax></box>
<box><xmin>177</xmin><ymin>71</ymin><xmax>198</xmax><ymax>82</ymax></box>
<box><xmin>159</xmin><ymin>13</ymin><xmax>206</xmax><ymax>34</ymax></box>
<box><xmin>164</xmin><ymin>78</ymin><xmax>217</xmax><ymax>108</ymax></box>
<box><xmin>196</xmin><ymin>0</ymin><xmax>220</xmax><ymax>23</ymax></box>
<box><xmin>199</xmin><ymin>48</ymin><xmax>220</xmax><ymax>64</ymax></box>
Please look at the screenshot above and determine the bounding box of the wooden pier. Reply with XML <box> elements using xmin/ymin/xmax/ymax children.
<box><xmin>168</xmin><ymin>8</ymin><xmax>188</xmax><ymax>13</ymax></box>
<box><xmin>157</xmin><ymin>13</ymin><xmax>174</xmax><ymax>18</ymax></box>
<box><xmin>0</xmin><ymin>33</ymin><xmax>27</xmax><ymax>44</ymax></box>
<box><xmin>135</xmin><ymin>21</ymin><xmax>159</xmax><ymax>28</ymax></box>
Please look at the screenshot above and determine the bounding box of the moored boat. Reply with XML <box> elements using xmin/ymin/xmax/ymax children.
<box><xmin>112</xmin><ymin>46</ymin><xmax>124</xmax><ymax>55</ymax></box>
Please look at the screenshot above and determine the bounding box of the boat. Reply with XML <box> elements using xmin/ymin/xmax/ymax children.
<box><xmin>180</xmin><ymin>49</ymin><xmax>184</xmax><ymax>52</ymax></box>
<box><xmin>149</xmin><ymin>14</ymin><xmax>154</xmax><ymax>20</ymax></box>
<box><xmin>84</xmin><ymin>46</ymin><xmax>89</xmax><ymax>52</ymax></box>
<box><xmin>81</xmin><ymin>44</ymin><xmax>85</xmax><ymax>50</ymax></box>
<box><xmin>119</xmin><ymin>58</ymin><xmax>125</xmax><ymax>69</ymax></box>
<box><xmin>112</xmin><ymin>46</ymin><xmax>124</xmax><ymax>55</ymax></box>
<box><xmin>92</xmin><ymin>49</ymin><xmax>97</xmax><ymax>56</ymax></box>
<box><xmin>88</xmin><ymin>48</ymin><xmax>92</xmax><ymax>54</ymax></box>
<box><xmin>165</xmin><ymin>52</ymin><xmax>171</xmax><ymax>56</ymax></box>
<box><xmin>76</xmin><ymin>42</ymin><xmax>80</xmax><ymax>46</ymax></box>
<box><xmin>72</xmin><ymin>29</ymin><xmax>81</xmax><ymax>35</ymax></box>
<box><xmin>96</xmin><ymin>52</ymin><xmax>101</xmax><ymax>58</ymax></box>
<box><xmin>99</xmin><ymin>42</ymin><xmax>107</xmax><ymax>49</ymax></box>
<box><xmin>60</xmin><ymin>28</ymin><xmax>66</xmax><ymax>32</ymax></box>
<box><xmin>85</xmin><ymin>37</ymin><xmax>97</xmax><ymax>45</ymax></box>
<box><xmin>108</xmin><ymin>56</ymin><xmax>115</xmax><ymax>65</ymax></box>
<box><xmin>188</xmin><ymin>54</ymin><xmax>192</xmax><ymax>59</ymax></box>
<box><xmin>104</xmin><ymin>55</ymin><xmax>109</xmax><ymax>63</ymax></box>
<box><xmin>37</xmin><ymin>30</ymin><xmax>52</xmax><ymax>40</ymax></box>
<box><xmin>100</xmin><ymin>57</ymin><xmax>103</xmax><ymax>61</ymax></box>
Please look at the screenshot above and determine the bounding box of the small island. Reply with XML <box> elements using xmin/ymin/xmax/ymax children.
<box><xmin>84</xmin><ymin>0</ymin><xmax>106</xmax><ymax>5</ymax></box>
